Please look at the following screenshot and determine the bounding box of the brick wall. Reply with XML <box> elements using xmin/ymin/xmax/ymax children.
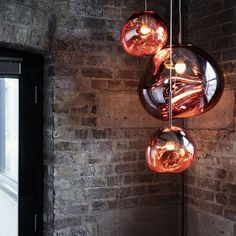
<box><xmin>0</xmin><ymin>0</ymin><xmax>54</xmax><ymax>48</ymax></box>
<box><xmin>5</xmin><ymin>0</ymin><xmax>236</xmax><ymax>235</ymax></box>
<box><xmin>50</xmin><ymin>0</ymin><xmax>182</xmax><ymax>235</ymax></box>
<box><xmin>184</xmin><ymin>0</ymin><xmax>236</xmax><ymax>235</ymax></box>
<box><xmin>0</xmin><ymin>0</ymin><xmax>184</xmax><ymax>236</ymax></box>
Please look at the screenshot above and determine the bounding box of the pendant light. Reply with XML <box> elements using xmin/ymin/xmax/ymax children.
<box><xmin>120</xmin><ymin>0</ymin><xmax>168</xmax><ymax>56</ymax></box>
<box><xmin>138</xmin><ymin>0</ymin><xmax>224</xmax><ymax>120</ymax></box>
<box><xmin>146</xmin><ymin>126</ymin><xmax>196</xmax><ymax>173</ymax></box>
<box><xmin>145</xmin><ymin>0</ymin><xmax>196</xmax><ymax>173</ymax></box>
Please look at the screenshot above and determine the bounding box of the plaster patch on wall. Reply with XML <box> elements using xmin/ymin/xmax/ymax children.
<box><xmin>98</xmin><ymin>92</ymin><xmax>183</xmax><ymax>128</ymax></box>
<box><xmin>186</xmin><ymin>89</ymin><xmax>235</xmax><ymax>130</ymax></box>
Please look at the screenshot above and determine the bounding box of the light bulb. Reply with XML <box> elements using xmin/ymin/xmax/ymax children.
<box><xmin>140</xmin><ymin>24</ymin><xmax>151</xmax><ymax>35</ymax></box>
<box><xmin>165</xmin><ymin>141</ymin><xmax>175</xmax><ymax>150</ymax></box>
<box><xmin>175</xmin><ymin>62</ymin><xmax>186</xmax><ymax>74</ymax></box>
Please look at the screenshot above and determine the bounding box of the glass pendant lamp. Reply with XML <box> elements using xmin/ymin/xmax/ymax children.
<box><xmin>120</xmin><ymin>1</ymin><xmax>168</xmax><ymax>57</ymax></box>
<box><xmin>146</xmin><ymin>126</ymin><xmax>196</xmax><ymax>173</ymax></box>
<box><xmin>138</xmin><ymin>44</ymin><xmax>224</xmax><ymax>120</ymax></box>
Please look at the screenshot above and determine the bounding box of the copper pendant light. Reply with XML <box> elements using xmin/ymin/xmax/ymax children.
<box><xmin>138</xmin><ymin>0</ymin><xmax>224</xmax><ymax>120</ymax></box>
<box><xmin>138</xmin><ymin>44</ymin><xmax>224</xmax><ymax>120</ymax></box>
<box><xmin>120</xmin><ymin>1</ymin><xmax>168</xmax><ymax>57</ymax></box>
<box><xmin>146</xmin><ymin>126</ymin><xmax>196</xmax><ymax>173</ymax></box>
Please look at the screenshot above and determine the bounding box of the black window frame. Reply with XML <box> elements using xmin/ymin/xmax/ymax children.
<box><xmin>0</xmin><ymin>47</ymin><xmax>44</xmax><ymax>236</ymax></box>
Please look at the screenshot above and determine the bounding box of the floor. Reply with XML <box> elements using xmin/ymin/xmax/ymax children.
<box><xmin>0</xmin><ymin>189</ymin><xmax>18</xmax><ymax>236</ymax></box>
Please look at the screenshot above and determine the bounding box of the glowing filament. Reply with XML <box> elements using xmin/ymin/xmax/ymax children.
<box><xmin>166</xmin><ymin>141</ymin><xmax>175</xmax><ymax>150</ymax></box>
<box><xmin>140</xmin><ymin>24</ymin><xmax>151</xmax><ymax>35</ymax></box>
<box><xmin>175</xmin><ymin>62</ymin><xmax>186</xmax><ymax>74</ymax></box>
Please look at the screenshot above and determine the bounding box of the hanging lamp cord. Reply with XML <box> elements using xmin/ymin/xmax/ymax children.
<box><xmin>144</xmin><ymin>0</ymin><xmax>147</xmax><ymax>11</ymax></box>
<box><xmin>178</xmin><ymin>0</ymin><xmax>182</xmax><ymax>44</ymax></box>
<box><xmin>178</xmin><ymin>1</ymin><xmax>185</xmax><ymax>235</ymax></box>
<box><xmin>169</xmin><ymin>0</ymin><xmax>173</xmax><ymax>128</ymax></box>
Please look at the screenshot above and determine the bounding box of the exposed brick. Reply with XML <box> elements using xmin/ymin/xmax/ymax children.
<box><xmin>123</xmin><ymin>151</ymin><xmax>137</xmax><ymax>161</ymax></box>
<box><xmin>148</xmin><ymin>183</ymin><xmax>179</xmax><ymax>194</ymax></box>
<box><xmin>198</xmin><ymin>178</ymin><xmax>221</xmax><ymax>191</ymax></box>
<box><xmin>216</xmin><ymin>192</ymin><xmax>228</xmax><ymax>204</ymax></box>
<box><xmin>214</xmin><ymin>168</ymin><xmax>227</xmax><ymax>179</ymax></box>
<box><xmin>54</xmin><ymin>142</ymin><xmax>79</xmax><ymax>151</ymax></box>
<box><xmin>107</xmin><ymin>200</ymin><xmax>119</xmax><ymax>209</ymax></box>
<box><xmin>123</xmin><ymin>174</ymin><xmax>137</xmax><ymax>185</ymax></box>
<box><xmin>92</xmin><ymin>200</ymin><xmax>107</xmax><ymax>211</ymax></box>
<box><xmin>138</xmin><ymin>174</ymin><xmax>153</xmax><ymax>183</ymax></box>
<box><xmin>118</xmin><ymin>187</ymin><xmax>133</xmax><ymax>198</ymax></box>
<box><xmin>223</xmin><ymin>183</ymin><xmax>236</xmax><ymax>193</ymax></box>
<box><xmin>79</xmin><ymin>17</ymin><xmax>112</xmax><ymax>30</ymax></box>
<box><xmin>75</xmin><ymin>129</ymin><xmax>88</xmax><ymax>139</ymax></box>
<box><xmin>87</xmin><ymin>188</ymin><xmax>116</xmax><ymax>200</ymax></box>
<box><xmin>185</xmin><ymin>0</ymin><xmax>236</xmax><ymax>232</ymax></box>
<box><xmin>71</xmin><ymin>105</ymin><xmax>89</xmax><ymax>113</ymax></box>
<box><xmin>192</xmin><ymin>187</ymin><xmax>214</xmax><ymax>201</ymax></box>
<box><xmin>115</xmin><ymin>162</ymin><xmax>146</xmax><ymax>174</ymax></box>
<box><xmin>68</xmin><ymin>204</ymin><xmax>89</xmax><ymax>215</ymax></box>
<box><xmin>92</xmin><ymin>129</ymin><xmax>106</xmax><ymax>139</ymax></box>
<box><xmin>133</xmin><ymin>186</ymin><xmax>147</xmax><ymax>196</ymax></box>
<box><xmin>54</xmin><ymin>216</ymin><xmax>81</xmax><ymax>230</ymax></box>
<box><xmin>228</xmin><ymin>195</ymin><xmax>236</xmax><ymax>206</ymax></box>
<box><xmin>81</xmin><ymin>67</ymin><xmax>112</xmax><ymax>78</ymax></box>
<box><xmin>79</xmin><ymin>93</ymin><xmax>96</xmax><ymax>103</ymax></box>
<box><xmin>91</xmin><ymin>79</ymin><xmax>107</xmax><ymax>89</ymax></box>
<box><xmin>198</xmin><ymin>201</ymin><xmax>223</xmax><ymax>216</ymax></box>
<box><xmin>115</xmin><ymin>69</ymin><xmax>140</xmax><ymax>80</ymax></box>
<box><xmin>223</xmin><ymin>0</ymin><xmax>236</xmax><ymax>8</ymax></box>
<box><xmin>81</xmin><ymin>117</ymin><xmax>97</xmax><ymax>127</ymax></box>
<box><xmin>123</xmin><ymin>197</ymin><xmax>139</xmax><ymax>208</ymax></box>
<box><xmin>107</xmin><ymin>80</ymin><xmax>122</xmax><ymax>90</ymax></box>
<box><xmin>123</xmin><ymin>80</ymin><xmax>138</xmax><ymax>90</ymax></box>
<box><xmin>106</xmin><ymin>176</ymin><xmax>123</xmax><ymax>186</ymax></box>
<box><xmin>224</xmin><ymin>208</ymin><xmax>236</xmax><ymax>221</ymax></box>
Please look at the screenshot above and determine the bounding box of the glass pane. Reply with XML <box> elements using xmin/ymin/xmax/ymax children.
<box><xmin>0</xmin><ymin>78</ymin><xmax>19</xmax><ymax>236</ymax></box>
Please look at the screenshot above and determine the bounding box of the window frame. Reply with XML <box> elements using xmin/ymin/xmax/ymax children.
<box><xmin>0</xmin><ymin>47</ymin><xmax>44</xmax><ymax>236</ymax></box>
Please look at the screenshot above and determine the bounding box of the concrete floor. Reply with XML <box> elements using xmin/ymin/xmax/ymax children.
<box><xmin>0</xmin><ymin>189</ymin><xmax>18</xmax><ymax>236</ymax></box>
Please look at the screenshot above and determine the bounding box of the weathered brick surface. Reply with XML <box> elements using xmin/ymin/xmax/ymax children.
<box><xmin>0</xmin><ymin>0</ymin><xmax>184</xmax><ymax>235</ymax></box>
<box><xmin>185</xmin><ymin>0</ymin><xmax>236</xmax><ymax>235</ymax></box>
<box><xmin>49</xmin><ymin>0</ymin><xmax>183</xmax><ymax>235</ymax></box>
<box><xmin>0</xmin><ymin>0</ymin><xmax>54</xmax><ymax>48</ymax></box>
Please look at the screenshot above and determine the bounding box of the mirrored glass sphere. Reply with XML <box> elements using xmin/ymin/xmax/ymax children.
<box><xmin>138</xmin><ymin>44</ymin><xmax>224</xmax><ymax>120</ymax></box>
<box><xmin>146</xmin><ymin>126</ymin><xmax>196</xmax><ymax>173</ymax></box>
<box><xmin>120</xmin><ymin>11</ymin><xmax>168</xmax><ymax>56</ymax></box>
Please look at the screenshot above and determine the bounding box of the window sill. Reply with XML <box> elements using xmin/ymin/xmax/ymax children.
<box><xmin>0</xmin><ymin>172</ymin><xmax>17</xmax><ymax>200</ymax></box>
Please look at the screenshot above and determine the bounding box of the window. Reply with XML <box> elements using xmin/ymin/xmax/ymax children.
<box><xmin>0</xmin><ymin>49</ymin><xmax>43</xmax><ymax>236</ymax></box>
<box><xmin>0</xmin><ymin>78</ymin><xmax>19</xmax><ymax>193</ymax></box>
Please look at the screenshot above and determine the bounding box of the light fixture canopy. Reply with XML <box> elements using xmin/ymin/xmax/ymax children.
<box><xmin>120</xmin><ymin>11</ymin><xmax>168</xmax><ymax>57</ymax></box>
<box><xmin>146</xmin><ymin>126</ymin><xmax>196</xmax><ymax>173</ymax></box>
<box><xmin>138</xmin><ymin>44</ymin><xmax>224</xmax><ymax>120</ymax></box>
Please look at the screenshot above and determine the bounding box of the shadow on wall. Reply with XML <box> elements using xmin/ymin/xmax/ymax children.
<box><xmin>98</xmin><ymin>206</ymin><xmax>180</xmax><ymax>236</ymax></box>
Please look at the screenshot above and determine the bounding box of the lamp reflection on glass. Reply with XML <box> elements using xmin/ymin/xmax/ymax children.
<box><xmin>120</xmin><ymin>11</ymin><xmax>168</xmax><ymax>56</ymax></box>
<box><xmin>146</xmin><ymin>126</ymin><xmax>196</xmax><ymax>173</ymax></box>
<box><xmin>138</xmin><ymin>44</ymin><xmax>224</xmax><ymax>120</ymax></box>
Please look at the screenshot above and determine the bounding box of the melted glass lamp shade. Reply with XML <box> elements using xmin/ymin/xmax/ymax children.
<box><xmin>120</xmin><ymin>11</ymin><xmax>168</xmax><ymax>56</ymax></box>
<box><xmin>138</xmin><ymin>44</ymin><xmax>224</xmax><ymax>120</ymax></box>
<box><xmin>146</xmin><ymin>126</ymin><xmax>196</xmax><ymax>173</ymax></box>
